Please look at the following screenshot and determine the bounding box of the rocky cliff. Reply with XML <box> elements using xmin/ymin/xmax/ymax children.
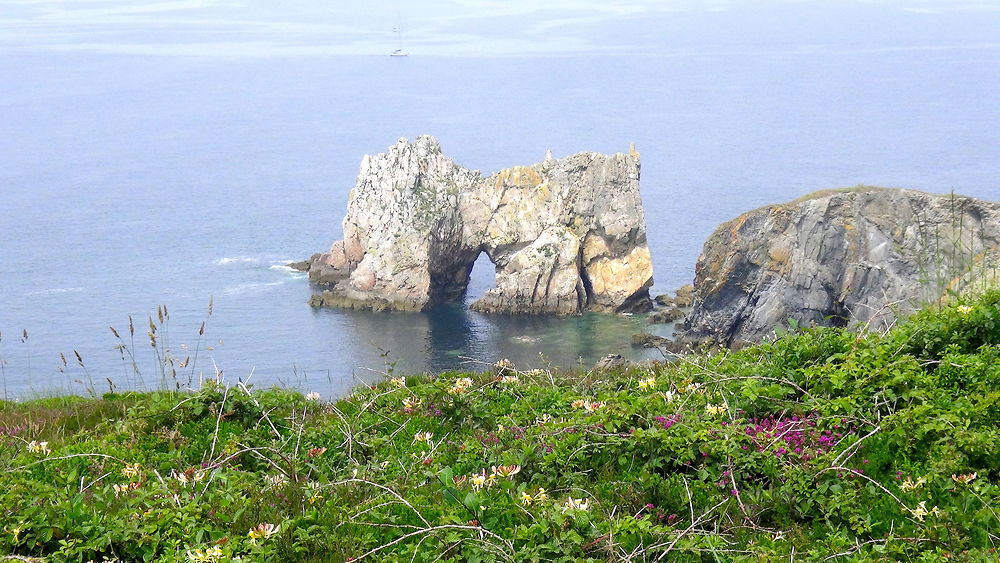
<box><xmin>306</xmin><ymin>136</ymin><xmax>654</xmax><ymax>314</ymax></box>
<box><xmin>681</xmin><ymin>187</ymin><xmax>1000</xmax><ymax>346</ymax></box>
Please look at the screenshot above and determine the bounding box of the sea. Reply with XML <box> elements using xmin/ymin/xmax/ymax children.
<box><xmin>2</xmin><ymin>1</ymin><xmax>999</xmax><ymax>399</ymax></box>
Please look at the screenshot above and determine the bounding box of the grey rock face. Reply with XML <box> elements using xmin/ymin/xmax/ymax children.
<box><xmin>307</xmin><ymin>136</ymin><xmax>654</xmax><ymax>314</ymax></box>
<box><xmin>682</xmin><ymin>187</ymin><xmax>1000</xmax><ymax>346</ymax></box>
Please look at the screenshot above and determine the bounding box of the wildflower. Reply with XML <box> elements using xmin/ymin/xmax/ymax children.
<box><xmin>402</xmin><ymin>396</ymin><xmax>422</xmax><ymax>410</ymax></box>
<box><xmin>186</xmin><ymin>545</ymin><xmax>224</xmax><ymax>562</ymax></box>
<box><xmin>524</xmin><ymin>368</ymin><xmax>545</xmax><ymax>376</ymax></box>
<box><xmin>306</xmin><ymin>481</ymin><xmax>323</xmax><ymax>504</ymax></box>
<box><xmin>499</xmin><ymin>375</ymin><xmax>519</xmax><ymax>384</ymax></box>
<box><xmin>247</xmin><ymin>523</ymin><xmax>278</xmax><ymax>544</ymax></box>
<box><xmin>307</xmin><ymin>447</ymin><xmax>327</xmax><ymax>458</ymax></box>
<box><xmin>4</xmin><ymin>524</ymin><xmax>24</xmax><ymax>542</ymax></box>
<box><xmin>305</xmin><ymin>391</ymin><xmax>321</xmax><ymax>401</ymax></box>
<box><xmin>174</xmin><ymin>470</ymin><xmax>190</xmax><ymax>484</ymax></box>
<box><xmin>470</xmin><ymin>474</ymin><xmax>488</xmax><ymax>489</ymax></box>
<box><xmin>571</xmin><ymin>399</ymin><xmax>586</xmax><ymax>409</ymax></box>
<box><xmin>662</xmin><ymin>390</ymin><xmax>676</xmax><ymax>402</ymax></box>
<box><xmin>537</xmin><ymin>413</ymin><xmax>553</xmax><ymax>424</ymax></box>
<box><xmin>957</xmin><ymin>305</ymin><xmax>973</xmax><ymax>314</ymax></box>
<box><xmin>27</xmin><ymin>440</ymin><xmax>51</xmax><ymax>455</ymax></box>
<box><xmin>582</xmin><ymin>401</ymin><xmax>605</xmax><ymax>413</ymax></box>
<box><xmin>908</xmin><ymin>501</ymin><xmax>941</xmax><ymax>521</ymax></box>
<box><xmin>448</xmin><ymin>377</ymin><xmax>474</xmax><ymax>395</ymax></box>
<box><xmin>705</xmin><ymin>403</ymin><xmax>726</xmax><ymax>415</ymax></box>
<box><xmin>534</xmin><ymin>487</ymin><xmax>548</xmax><ymax>501</ymax></box>
<box><xmin>389</xmin><ymin>377</ymin><xmax>406</xmax><ymax>388</ymax></box>
<box><xmin>638</xmin><ymin>376</ymin><xmax>656</xmax><ymax>390</ymax></box>
<box><xmin>563</xmin><ymin>497</ymin><xmax>591</xmax><ymax>512</ymax></box>
<box><xmin>122</xmin><ymin>463</ymin><xmax>142</xmax><ymax>478</ymax></box>
<box><xmin>900</xmin><ymin>476</ymin><xmax>926</xmax><ymax>491</ymax></box>
<box><xmin>520</xmin><ymin>491</ymin><xmax>535</xmax><ymax>505</ymax></box>
<box><xmin>414</xmin><ymin>431</ymin><xmax>433</xmax><ymax>443</ymax></box>
<box><xmin>494</xmin><ymin>358</ymin><xmax>514</xmax><ymax>371</ymax></box>
<box><xmin>492</xmin><ymin>465</ymin><xmax>521</xmax><ymax>478</ymax></box>
<box><xmin>266</xmin><ymin>473</ymin><xmax>288</xmax><ymax>487</ymax></box>
<box><xmin>952</xmin><ymin>472</ymin><xmax>977</xmax><ymax>484</ymax></box>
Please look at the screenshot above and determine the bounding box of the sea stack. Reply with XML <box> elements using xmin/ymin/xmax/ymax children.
<box><xmin>305</xmin><ymin>136</ymin><xmax>654</xmax><ymax>314</ymax></box>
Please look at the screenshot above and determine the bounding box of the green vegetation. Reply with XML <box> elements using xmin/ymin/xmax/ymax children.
<box><xmin>3</xmin><ymin>293</ymin><xmax>1000</xmax><ymax>561</ymax></box>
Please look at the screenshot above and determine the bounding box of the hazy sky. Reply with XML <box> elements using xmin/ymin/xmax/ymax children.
<box><xmin>2</xmin><ymin>0</ymin><xmax>1000</xmax><ymax>56</ymax></box>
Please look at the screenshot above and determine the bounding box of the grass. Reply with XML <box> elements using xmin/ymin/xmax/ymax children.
<box><xmin>1</xmin><ymin>292</ymin><xmax>1000</xmax><ymax>561</ymax></box>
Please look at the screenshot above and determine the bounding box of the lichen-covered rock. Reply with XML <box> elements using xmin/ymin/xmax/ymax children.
<box><xmin>681</xmin><ymin>187</ymin><xmax>1000</xmax><ymax>346</ymax></box>
<box><xmin>307</xmin><ymin>136</ymin><xmax>654</xmax><ymax>314</ymax></box>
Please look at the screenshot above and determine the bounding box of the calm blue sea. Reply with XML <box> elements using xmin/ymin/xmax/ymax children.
<box><xmin>2</xmin><ymin>3</ymin><xmax>1000</xmax><ymax>398</ymax></box>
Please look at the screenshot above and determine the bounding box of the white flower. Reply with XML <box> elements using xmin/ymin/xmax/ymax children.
<box><xmin>958</xmin><ymin>305</ymin><xmax>973</xmax><ymax>315</ymax></box>
<box><xmin>908</xmin><ymin>501</ymin><xmax>941</xmax><ymax>521</ymax></box>
<box><xmin>900</xmin><ymin>476</ymin><xmax>926</xmax><ymax>492</ymax></box>
<box><xmin>499</xmin><ymin>375</ymin><xmax>519</xmax><ymax>384</ymax></box>
<box><xmin>705</xmin><ymin>403</ymin><xmax>726</xmax><ymax>415</ymax></box>
<box><xmin>27</xmin><ymin>440</ymin><xmax>51</xmax><ymax>455</ymax></box>
<box><xmin>448</xmin><ymin>377</ymin><xmax>474</xmax><ymax>394</ymax></box>
<box><xmin>389</xmin><ymin>377</ymin><xmax>406</xmax><ymax>388</ymax></box>
<box><xmin>638</xmin><ymin>376</ymin><xmax>656</xmax><ymax>390</ymax></box>
<box><xmin>305</xmin><ymin>392</ymin><xmax>321</xmax><ymax>401</ymax></box>
<box><xmin>122</xmin><ymin>463</ymin><xmax>142</xmax><ymax>478</ymax></box>
<box><xmin>563</xmin><ymin>497</ymin><xmax>591</xmax><ymax>512</ymax></box>
<box><xmin>247</xmin><ymin>522</ymin><xmax>279</xmax><ymax>544</ymax></box>
<box><xmin>414</xmin><ymin>431</ymin><xmax>433</xmax><ymax>443</ymax></box>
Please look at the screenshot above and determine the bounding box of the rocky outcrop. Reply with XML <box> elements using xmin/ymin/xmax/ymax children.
<box><xmin>307</xmin><ymin>136</ymin><xmax>654</xmax><ymax>314</ymax></box>
<box><xmin>681</xmin><ymin>187</ymin><xmax>1000</xmax><ymax>346</ymax></box>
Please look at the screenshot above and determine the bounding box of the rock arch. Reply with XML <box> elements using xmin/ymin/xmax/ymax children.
<box><xmin>306</xmin><ymin>136</ymin><xmax>654</xmax><ymax>315</ymax></box>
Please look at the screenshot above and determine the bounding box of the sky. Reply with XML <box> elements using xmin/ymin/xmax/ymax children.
<box><xmin>2</xmin><ymin>0</ymin><xmax>1000</xmax><ymax>57</ymax></box>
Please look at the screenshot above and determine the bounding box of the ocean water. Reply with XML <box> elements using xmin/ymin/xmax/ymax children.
<box><xmin>2</xmin><ymin>3</ymin><xmax>1000</xmax><ymax>398</ymax></box>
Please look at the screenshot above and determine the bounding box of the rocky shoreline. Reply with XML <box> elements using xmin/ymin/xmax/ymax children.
<box><xmin>296</xmin><ymin>138</ymin><xmax>1000</xmax><ymax>356</ymax></box>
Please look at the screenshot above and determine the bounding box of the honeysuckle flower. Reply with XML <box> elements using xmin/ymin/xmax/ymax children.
<box><xmin>389</xmin><ymin>377</ymin><xmax>406</xmax><ymax>388</ymax></box>
<box><xmin>414</xmin><ymin>431</ymin><xmax>433</xmax><ymax>443</ymax></box>
<box><xmin>494</xmin><ymin>358</ymin><xmax>513</xmax><ymax>370</ymax></box>
<box><xmin>571</xmin><ymin>399</ymin><xmax>586</xmax><ymax>409</ymax></box>
<box><xmin>402</xmin><ymin>397</ymin><xmax>422</xmax><ymax>409</ymax></box>
<box><xmin>247</xmin><ymin>523</ymin><xmax>278</xmax><ymax>544</ymax></box>
<box><xmin>705</xmin><ymin>403</ymin><xmax>726</xmax><ymax>415</ymax></box>
<box><xmin>662</xmin><ymin>390</ymin><xmax>676</xmax><ymax>402</ymax></box>
<box><xmin>563</xmin><ymin>497</ymin><xmax>591</xmax><ymax>512</ymax></box>
<box><xmin>952</xmin><ymin>472</ymin><xmax>977</xmax><ymax>484</ymax></box>
<box><xmin>900</xmin><ymin>476</ymin><xmax>926</xmax><ymax>491</ymax></box>
<box><xmin>5</xmin><ymin>524</ymin><xmax>24</xmax><ymax>542</ymax></box>
<box><xmin>520</xmin><ymin>491</ymin><xmax>535</xmax><ymax>505</ymax></box>
<box><xmin>470</xmin><ymin>474</ymin><xmax>488</xmax><ymax>489</ymax></box>
<box><xmin>638</xmin><ymin>376</ymin><xmax>656</xmax><ymax>390</ymax></box>
<box><xmin>266</xmin><ymin>473</ymin><xmax>288</xmax><ymax>487</ymax></box>
<box><xmin>908</xmin><ymin>501</ymin><xmax>941</xmax><ymax>521</ymax></box>
<box><xmin>307</xmin><ymin>447</ymin><xmax>327</xmax><ymax>458</ymax></box>
<box><xmin>27</xmin><ymin>440</ymin><xmax>50</xmax><ymax>455</ymax></box>
<box><xmin>499</xmin><ymin>375</ymin><xmax>519</xmax><ymax>384</ymax></box>
<box><xmin>186</xmin><ymin>545</ymin><xmax>224</xmax><ymax>562</ymax></box>
<box><xmin>958</xmin><ymin>305</ymin><xmax>973</xmax><ymax>314</ymax></box>
<box><xmin>534</xmin><ymin>487</ymin><xmax>548</xmax><ymax>501</ymax></box>
<box><xmin>580</xmin><ymin>401</ymin><xmax>605</xmax><ymax>412</ymax></box>
<box><xmin>122</xmin><ymin>463</ymin><xmax>142</xmax><ymax>478</ymax></box>
<box><xmin>448</xmin><ymin>377</ymin><xmax>474</xmax><ymax>394</ymax></box>
<box><xmin>174</xmin><ymin>470</ymin><xmax>190</xmax><ymax>484</ymax></box>
<box><xmin>524</xmin><ymin>368</ymin><xmax>545</xmax><ymax>376</ymax></box>
<box><xmin>305</xmin><ymin>392</ymin><xmax>321</xmax><ymax>401</ymax></box>
<box><xmin>492</xmin><ymin>465</ymin><xmax>521</xmax><ymax>478</ymax></box>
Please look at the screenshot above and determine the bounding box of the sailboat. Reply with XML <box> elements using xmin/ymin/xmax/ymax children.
<box><xmin>391</xmin><ymin>25</ymin><xmax>408</xmax><ymax>57</ymax></box>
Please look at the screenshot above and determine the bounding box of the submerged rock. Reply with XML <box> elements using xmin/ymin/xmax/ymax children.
<box><xmin>648</xmin><ymin>307</ymin><xmax>685</xmax><ymax>324</ymax></box>
<box><xmin>307</xmin><ymin>136</ymin><xmax>654</xmax><ymax>314</ymax></box>
<box><xmin>681</xmin><ymin>187</ymin><xmax>1000</xmax><ymax>346</ymax></box>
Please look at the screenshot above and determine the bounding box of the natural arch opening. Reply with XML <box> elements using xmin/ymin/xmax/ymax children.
<box><xmin>464</xmin><ymin>252</ymin><xmax>498</xmax><ymax>304</ymax></box>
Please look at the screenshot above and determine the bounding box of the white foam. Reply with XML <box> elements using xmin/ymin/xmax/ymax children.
<box><xmin>215</xmin><ymin>256</ymin><xmax>260</xmax><ymax>265</ymax></box>
<box><xmin>221</xmin><ymin>281</ymin><xmax>285</xmax><ymax>296</ymax></box>
<box><xmin>26</xmin><ymin>287</ymin><xmax>85</xmax><ymax>296</ymax></box>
